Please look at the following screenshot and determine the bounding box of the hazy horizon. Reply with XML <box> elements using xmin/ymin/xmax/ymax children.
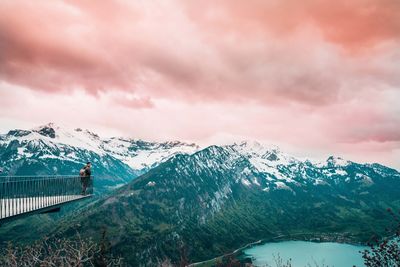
<box><xmin>1</xmin><ymin>0</ymin><xmax>399</xmax><ymax>169</ymax></box>
<box><xmin>1</xmin><ymin>121</ymin><xmax>399</xmax><ymax>171</ymax></box>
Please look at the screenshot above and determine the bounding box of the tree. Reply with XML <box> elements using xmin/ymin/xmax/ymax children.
<box><xmin>179</xmin><ymin>242</ymin><xmax>190</xmax><ymax>267</ymax></box>
<box><xmin>0</xmin><ymin>232</ymin><xmax>124</xmax><ymax>267</ymax></box>
<box><xmin>361</xmin><ymin>208</ymin><xmax>400</xmax><ymax>267</ymax></box>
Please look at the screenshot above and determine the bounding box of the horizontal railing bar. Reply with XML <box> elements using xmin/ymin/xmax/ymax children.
<box><xmin>0</xmin><ymin>194</ymin><xmax>92</xmax><ymax>222</ymax></box>
<box><xmin>0</xmin><ymin>176</ymin><xmax>94</xmax><ymax>183</ymax></box>
<box><xmin>0</xmin><ymin>175</ymin><xmax>82</xmax><ymax>178</ymax></box>
<box><xmin>0</xmin><ymin>178</ymin><xmax>81</xmax><ymax>184</ymax></box>
<box><xmin>0</xmin><ymin>175</ymin><xmax>94</xmax><ymax>220</ymax></box>
<box><xmin>0</xmin><ymin>176</ymin><xmax>83</xmax><ymax>180</ymax></box>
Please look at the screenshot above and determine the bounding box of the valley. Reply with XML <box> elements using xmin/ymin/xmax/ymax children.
<box><xmin>1</xmin><ymin>124</ymin><xmax>399</xmax><ymax>266</ymax></box>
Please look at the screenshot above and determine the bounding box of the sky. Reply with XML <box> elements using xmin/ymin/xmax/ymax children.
<box><xmin>0</xmin><ymin>0</ymin><xmax>399</xmax><ymax>168</ymax></box>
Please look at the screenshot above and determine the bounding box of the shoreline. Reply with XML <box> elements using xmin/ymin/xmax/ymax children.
<box><xmin>189</xmin><ymin>232</ymin><xmax>367</xmax><ymax>266</ymax></box>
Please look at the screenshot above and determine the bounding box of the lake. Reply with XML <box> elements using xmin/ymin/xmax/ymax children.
<box><xmin>241</xmin><ymin>240</ymin><xmax>367</xmax><ymax>267</ymax></box>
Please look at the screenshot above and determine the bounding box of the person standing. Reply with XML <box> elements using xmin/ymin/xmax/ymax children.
<box><xmin>80</xmin><ymin>162</ymin><xmax>91</xmax><ymax>195</ymax></box>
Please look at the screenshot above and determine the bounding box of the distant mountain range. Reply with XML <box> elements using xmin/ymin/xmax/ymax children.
<box><xmin>1</xmin><ymin>124</ymin><xmax>400</xmax><ymax>266</ymax></box>
<box><xmin>0</xmin><ymin>123</ymin><xmax>199</xmax><ymax>191</ymax></box>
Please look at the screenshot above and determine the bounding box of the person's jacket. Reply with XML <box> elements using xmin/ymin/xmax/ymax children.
<box><xmin>84</xmin><ymin>167</ymin><xmax>91</xmax><ymax>178</ymax></box>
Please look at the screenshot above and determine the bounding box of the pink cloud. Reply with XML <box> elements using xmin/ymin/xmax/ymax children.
<box><xmin>184</xmin><ymin>0</ymin><xmax>400</xmax><ymax>49</ymax></box>
<box><xmin>1</xmin><ymin>1</ymin><xmax>399</xmax><ymax>101</ymax></box>
<box><xmin>0</xmin><ymin>0</ymin><xmax>399</xmax><ymax>168</ymax></box>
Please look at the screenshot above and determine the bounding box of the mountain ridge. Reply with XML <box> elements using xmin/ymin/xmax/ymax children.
<box><xmin>2</xmin><ymin>123</ymin><xmax>396</xmax><ymax>175</ymax></box>
<box><xmin>47</xmin><ymin>142</ymin><xmax>400</xmax><ymax>266</ymax></box>
<box><xmin>0</xmin><ymin>123</ymin><xmax>200</xmax><ymax>190</ymax></box>
<box><xmin>1</xmin><ymin>123</ymin><xmax>400</xmax><ymax>266</ymax></box>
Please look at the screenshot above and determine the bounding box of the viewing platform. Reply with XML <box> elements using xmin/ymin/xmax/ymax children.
<box><xmin>0</xmin><ymin>175</ymin><xmax>93</xmax><ymax>224</ymax></box>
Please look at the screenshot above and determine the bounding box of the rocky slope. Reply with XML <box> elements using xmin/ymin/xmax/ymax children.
<box><xmin>51</xmin><ymin>142</ymin><xmax>400</xmax><ymax>266</ymax></box>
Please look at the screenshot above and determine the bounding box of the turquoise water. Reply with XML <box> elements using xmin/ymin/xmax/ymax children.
<box><xmin>242</xmin><ymin>241</ymin><xmax>367</xmax><ymax>267</ymax></box>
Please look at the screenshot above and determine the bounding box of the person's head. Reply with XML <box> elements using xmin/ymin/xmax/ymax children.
<box><xmin>86</xmin><ymin>162</ymin><xmax>91</xmax><ymax>168</ymax></box>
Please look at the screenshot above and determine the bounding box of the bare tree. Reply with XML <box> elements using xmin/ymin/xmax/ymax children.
<box><xmin>361</xmin><ymin>208</ymin><xmax>400</xmax><ymax>267</ymax></box>
<box><xmin>179</xmin><ymin>242</ymin><xmax>189</xmax><ymax>267</ymax></box>
<box><xmin>0</xmin><ymin>232</ymin><xmax>124</xmax><ymax>267</ymax></box>
<box><xmin>267</xmin><ymin>254</ymin><xmax>293</xmax><ymax>267</ymax></box>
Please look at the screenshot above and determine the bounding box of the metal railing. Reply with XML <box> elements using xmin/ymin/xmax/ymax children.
<box><xmin>0</xmin><ymin>175</ymin><xmax>93</xmax><ymax>221</ymax></box>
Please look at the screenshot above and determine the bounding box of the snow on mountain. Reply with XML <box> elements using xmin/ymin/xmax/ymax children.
<box><xmin>227</xmin><ymin>141</ymin><xmax>300</xmax><ymax>182</ymax></box>
<box><xmin>49</xmin><ymin>139</ymin><xmax>400</xmax><ymax>266</ymax></box>
<box><xmin>314</xmin><ymin>156</ymin><xmax>351</xmax><ymax>168</ymax></box>
<box><xmin>0</xmin><ymin>124</ymin><xmax>363</xmax><ymax>178</ymax></box>
<box><xmin>172</xmin><ymin>141</ymin><xmax>400</xmax><ymax>196</ymax></box>
<box><xmin>0</xmin><ymin>123</ymin><xmax>200</xmax><ymax>172</ymax></box>
<box><xmin>102</xmin><ymin>138</ymin><xmax>199</xmax><ymax>170</ymax></box>
<box><xmin>232</xmin><ymin>141</ymin><xmax>298</xmax><ymax>165</ymax></box>
<box><xmin>3</xmin><ymin>123</ymin><xmax>396</xmax><ymax>195</ymax></box>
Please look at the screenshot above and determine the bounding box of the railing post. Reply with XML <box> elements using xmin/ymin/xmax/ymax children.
<box><xmin>0</xmin><ymin>175</ymin><xmax>94</xmax><ymax>221</ymax></box>
<box><xmin>0</xmin><ymin>182</ymin><xmax>3</xmax><ymax>219</ymax></box>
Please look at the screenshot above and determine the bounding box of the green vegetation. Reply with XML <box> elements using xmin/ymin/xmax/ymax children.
<box><xmin>1</xmin><ymin>146</ymin><xmax>400</xmax><ymax>266</ymax></box>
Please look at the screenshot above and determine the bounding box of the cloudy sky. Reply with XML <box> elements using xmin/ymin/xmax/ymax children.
<box><xmin>0</xmin><ymin>0</ymin><xmax>399</xmax><ymax>168</ymax></box>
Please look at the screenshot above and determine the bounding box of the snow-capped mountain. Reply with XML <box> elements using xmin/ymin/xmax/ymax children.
<box><xmin>2</xmin><ymin>125</ymin><xmax>400</xmax><ymax>265</ymax></box>
<box><xmin>50</xmin><ymin>142</ymin><xmax>400</xmax><ymax>265</ymax></box>
<box><xmin>1</xmin><ymin>123</ymin><xmax>397</xmax><ymax>195</ymax></box>
<box><xmin>215</xmin><ymin>141</ymin><xmax>396</xmax><ymax>193</ymax></box>
<box><xmin>0</xmin><ymin>123</ymin><xmax>200</xmax><ymax>190</ymax></box>
<box><xmin>149</xmin><ymin>141</ymin><xmax>400</xmax><ymax>213</ymax></box>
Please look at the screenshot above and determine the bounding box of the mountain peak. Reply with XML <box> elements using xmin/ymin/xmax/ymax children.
<box><xmin>232</xmin><ymin>140</ymin><xmax>279</xmax><ymax>154</ymax></box>
<box><xmin>33</xmin><ymin>122</ymin><xmax>59</xmax><ymax>130</ymax></box>
<box><xmin>229</xmin><ymin>141</ymin><xmax>289</xmax><ymax>164</ymax></box>
<box><xmin>326</xmin><ymin>156</ymin><xmax>350</xmax><ymax>167</ymax></box>
<box><xmin>33</xmin><ymin>123</ymin><xmax>58</xmax><ymax>138</ymax></box>
<box><xmin>29</xmin><ymin>123</ymin><xmax>102</xmax><ymax>143</ymax></box>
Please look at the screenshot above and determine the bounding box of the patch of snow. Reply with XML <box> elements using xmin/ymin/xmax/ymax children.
<box><xmin>253</xmin><ymin>177</ymin><xmax>260</xmax><ymax>186</ymax></box>
<box><xmin>241</xmin><ymin>178</ymin><xmax>251</xmax><ymax>186</ymax></box>
<box><xmin>275</xmin><ymin>181</ymin><xmax>292</xmax><ymax>191</ymax></box>
<box><xmin>335</xmin><ymin>169</ymin><xmax>347</xmax><ymax>176</ymax></box>
<box><xmin>242</xmin><ymin>167</ymin><xmax>252</xmax><ymax>175</ymax></box>
<box><xmin>314</xmin><ymin>179</ymin><xmax>328</xmax><ymax>186</ymax></box>
<box><xmin>322</xmin><ymin>168</ymin><xmax>347</xmax><ymax>177</ymax></box>
<box><xmin>315</xmin><ymin>156</ymin><xmax>351</xmax><ymax>168</ymax></box>
<box><xmin>17</xmin><ymin>147</ymin><xmax>24</xmax><ymax>155</ymax></box>
<box><xmin>147</xmin><ymin>181</ymin><xmax>156</xmax><ymax>187</ymax></box>
<box><xmin>231</xmin><ymin>141</ymin><xmax>298</xmax><ymax>167</ymax></box>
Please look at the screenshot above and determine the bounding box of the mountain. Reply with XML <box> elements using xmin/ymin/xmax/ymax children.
<box><xmin>0</xmin><ymin>123</ymin><xmax>199</xmax><ymax>191</ymax></box>
<box><xmin>50</xmin><ymin>142</ymin><xmax>400</xmax><ymax>266</ymax></box>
